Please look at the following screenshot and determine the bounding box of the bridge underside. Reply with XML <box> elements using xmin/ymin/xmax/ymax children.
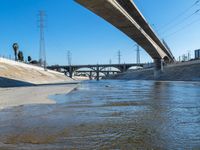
<box><xmin>75</xmin><ymin>0</ymin><xmax>175</xmax><ymax>62</ymax></box>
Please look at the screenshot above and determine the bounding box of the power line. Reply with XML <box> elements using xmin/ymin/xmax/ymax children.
<box><xmin>158</xmin><ymin>0</ymin><xmax>200</xmax><ymax>31</ymax></box>
<box><xmin>194</xmin><ymin>0</ymin><xmax>200</xmax><ymax>5</ymax></box>
<box><xmin>160</xmin><ymin>9</ymin><xmax>200</xmax><ymax>34</ymax></box>
<box><xmin>163</xmin><ymin>17</ymin><xmax>200</xmax><ymax>38</ymax></box>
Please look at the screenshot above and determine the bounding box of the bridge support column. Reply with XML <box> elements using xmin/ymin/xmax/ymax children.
<box><xmin>96</xmin><ymin>66</ymin><xmax>100</xmax><ymax>81</ymax></box>
<box><xmin>89</xmin><ymin>71</ymin><xmax>92</xmax><ymax>80</ymax></box>
<box><xmin>106</xmin><ymin>72</ymin><xmax>109</xmax><ymax>76</ymax></box>
<box><xmin>154</xmin><ymin>59</ymin><xmax>163</xmax><ymax>79</ymax></box>
<box><xmin>122</xmin><ymin>64</ymin><xmax>127</xmax><ymax>72</ymax></box>
<box><xmin>69</xmin><ymin>66</ymin><xmax>73</xmax><ymax>78</ymax></box>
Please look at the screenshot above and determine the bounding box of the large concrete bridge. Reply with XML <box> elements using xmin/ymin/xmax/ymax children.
<box><xmin>48</xmin><ymin>63</ymin><xmax>145</xmax><ymax>80</ymax></box>
<box><xmin>75</xmin><ymin>0</ymin><xmax>175</xmax><ymax>78</ymax></box>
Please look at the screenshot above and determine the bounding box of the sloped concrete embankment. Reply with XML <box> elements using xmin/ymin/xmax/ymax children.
<box><xmin>0</xmin><ymin>57</ymin><xmax>73</xmax><ymax>87</ymax></box>
<box><xmin>107</xmin><ymin>60</ymin><xmax>200</xmax><ymax>81</ymax></box>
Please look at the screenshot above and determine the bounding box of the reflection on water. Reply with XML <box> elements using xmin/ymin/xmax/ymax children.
<box><xmin>0</xmin><ymin>80</ymin><xmax>200</xmax><ymax>149</ymax></box>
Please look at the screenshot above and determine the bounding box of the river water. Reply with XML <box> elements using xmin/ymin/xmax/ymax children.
<box><xmin>0</xmin><ymin>80</ymin><xmax>200</xmax><ymax>149</ymax></box>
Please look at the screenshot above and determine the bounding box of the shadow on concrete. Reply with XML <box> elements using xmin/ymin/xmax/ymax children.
<box><xmin>0</xmin><ymin>77</ymin><xmax>35</xmax><ymax>88</ymax></box>
<box><xmin>0</xmin><ymin>77</ymin><xmax>80</xmax><ymax>88</ymax></box>
<box><xmin>38</xmin><ymin>82</ymin><xmax>80</xmax><ymax>86</ymax></box>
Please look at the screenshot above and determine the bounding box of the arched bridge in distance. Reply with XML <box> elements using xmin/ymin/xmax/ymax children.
<box><xmin>75</xmin><ymin>70</ymin><xmax>121</xmax><ymax>80</ymax></box>
<box><xmin>47</xmin><ymin>63</ymin><xmax>145</xmax><ymax>80</ymax></box>
<box><xmin>75</xmin><ymin>0</ymin><xmax>175</xmax><ymax>79</ymax></box>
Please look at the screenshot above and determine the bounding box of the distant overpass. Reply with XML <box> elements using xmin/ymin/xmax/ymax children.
<box><xmin>48</xmin><ymin>63</ymin><xmax>145</xmax><ymax>80</ymax></box>
<box><xmin>75</xmin><ymin>0</ymin><xmax>175</xmax><ymax>78</ymax></box>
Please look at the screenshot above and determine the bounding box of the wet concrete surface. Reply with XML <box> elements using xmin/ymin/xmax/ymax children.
<box><xmin>0</xmin><ymin>80</ymin><xmax>200</xmax><ymax>149</ymax></box>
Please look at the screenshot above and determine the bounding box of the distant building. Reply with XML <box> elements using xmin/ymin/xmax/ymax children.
<box><xmin>195</xmin><ymin>49</ymin><xmax>200</xmax><ymax>59</ymax></box>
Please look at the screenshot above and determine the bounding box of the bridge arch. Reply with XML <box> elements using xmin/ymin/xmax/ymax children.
<box><xmin>127</xmin><ymin>65</ymin><xmax>143</xmax><ymax>70</ymax></box>
<box><xmin>74</xmin><ymin>67</ymin><xmax>96</xmax><ymax>72</ymax></box>
<box><xmin>76</xmin><ymin>71</ymin><xmax>95</xmax><ymax>79</ymax></box>
<box><xmin>100</xmin><ymin>66</ymin><xmax>121</xmax><ymax>72</ymax></box>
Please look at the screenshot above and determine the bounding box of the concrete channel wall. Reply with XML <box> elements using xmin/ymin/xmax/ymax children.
<box><xmin>0</xmin><ymin>57</ymin><xmax>73</xmax><ymax>87</ymax></box>
<box><xmin>106</xmin><ymin>60</ymin><xmax>200</xmax><ymax>81</ymax></box>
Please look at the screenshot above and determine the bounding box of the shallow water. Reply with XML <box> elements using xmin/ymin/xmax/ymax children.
<box><xmin>0</xmin><ymin>80</ymin><xmax>200</xmax><ymax>149</ymax></box>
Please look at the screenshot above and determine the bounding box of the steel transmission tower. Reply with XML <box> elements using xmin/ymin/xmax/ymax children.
<box><xmin>118</xmin><ymin>50</ymin><xmax>121</xmax><ymax>64</ymax></box>
<box><xmin>67</xmin><ymin>50</ymin><xmax>72</xmax><ymax>66</ymax></box>
<box><xmin>136</xmin><ymin>45</ymin><xmax>140</xmax><ymax>65</ymax></box>
<box><xmin>109</xmin><ymin>59</ymin><xmax>112</xmax><ymax>71</ymax></box>
<box><xmin>38</xmin><ymin>10</ymin><xmax>47</xmax><ymax>70</ymax></box>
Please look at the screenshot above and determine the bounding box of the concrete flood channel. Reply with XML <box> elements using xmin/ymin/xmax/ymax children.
<box><xmin>0</xmin><ymin>80</ymin><xmax>200</xmax><ymax>149</ymax></box>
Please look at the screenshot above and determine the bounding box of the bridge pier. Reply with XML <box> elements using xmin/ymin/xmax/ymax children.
<box><xmin>122</xmin><ymin>64</ymin><xmax>126</xmax><ymax>72</ymax></box>
<box><xmin>69</xmin><ymin>66</ymin><xmax>73</xmax><ymax>78</ymax></box>
<box><xmin>89</xmin><ymin>71</ymin><xmax>92</xmax><ymax>80</ymax></box>
<box><xmin>154</xmin><ymin>59</ymin><xmax>163</xmax><ymax>79</ymax></box>
<box><xmin>96</xmin><ymin>66</ymin><xmax>100</xmax><ymax>81</ymax></box>
<box><xmin>106</xmin><ymin>72</ymin><xmax>109</xmax><ymax>76</ymax></box>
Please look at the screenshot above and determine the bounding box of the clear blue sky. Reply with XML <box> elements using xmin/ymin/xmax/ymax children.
<box><xmin>0</xmin><ymin>0</ymin><xmax>200</xmax><ymax>65</ymax></box>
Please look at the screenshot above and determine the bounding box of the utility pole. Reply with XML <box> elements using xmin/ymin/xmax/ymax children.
<box><xmin>187</xmin><ymin>51</ymin><xmax>191</xmax><ymax>61</ymax></box>
<box><xmin>67</xmin><ymin>50</ymin><xmax>72</xmax><ymax>78</ymax></box>
<box><xmin>38</xmin><ymin>10</ymin><xmax>47</xmax><ymax>70</ymax></box>
<box><xmin>67</xmin><ymin>50</ymin><xmax>72</xmax><ymax>66</ymax></box>
<box><xmin>136</xmin><ymin>45</ymin><xmax>140</xmax><ymax>65</ymax></box>
<box><xmin>109</xmin><ymin>59</ymin><xmax>112</xmax><ymax>71</ymax></box>
<box><xmin>118</xmin><ymin>50</ymin><xmax>121</xmax><ymax>64</ymax></box>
